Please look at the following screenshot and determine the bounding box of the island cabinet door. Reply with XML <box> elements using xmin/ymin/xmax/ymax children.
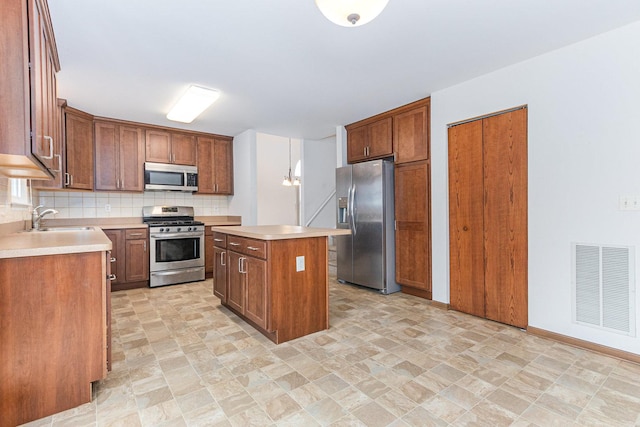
<box><xmin>213</xmin><ymin>247</ymin><xmax>227</xmax><ymax>302</ymax></box>
<box><xmin>227</xmin><ymin>251</ymin><xmax>244</xmax><ymax>313</ymax></box>
<box><xmin>244</xmin><ymin>256</ymin><xmax>268</xmax><ymax>330</ymax></box>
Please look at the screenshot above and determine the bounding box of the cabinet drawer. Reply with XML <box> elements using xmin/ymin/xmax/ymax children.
<box><xmin>213</xmin><ymin>232</ymin><xmax>227</xmax><ymax>248</ymax></box>
<box><xmin>227</xmin><ymin>236</ymin><xmax>267</xmax><ymax>259</ymax></box>
<box><xmin>125</xmin><ymin>229</ymin><xmax>147</xmax><ymax>240</ymax></box>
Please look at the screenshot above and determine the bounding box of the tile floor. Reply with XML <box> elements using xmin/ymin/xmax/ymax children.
<box><xmin>23</xmin><ymin>278</ymin><xmax>640</xmax><ymax>427</ymax></box>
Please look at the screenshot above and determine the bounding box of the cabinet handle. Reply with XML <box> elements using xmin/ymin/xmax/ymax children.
<box><xmin>143</xmin><ymin>241</ymin><xmax>147</xmax><ymax>251</ymax></box>
<box><xmin>229</xmin><ymin>242</ymin><xmax>240</xmax><ymax>247</ymax></box>
<box><xmin>110</xmin><ymin>257</ymin><xmax>116</xmax><ymax>263</ymax></box>
<box><xmin>107</xmin><ymin>274</ymin><xmax>117</xmax><ymax>281</ymax></box>
<box><xmin>220</xmin><ymin>251</ymin><xmax>226</xmax><ymax>266</ymax></box>
<box><xmin>247</xmin><ymin>246</ymin><xmax>259</xmax><ymax>251</ymax></box>
<box><xmin>238</xmin><ymin>257</ymin><xmax>242</xmax><ymax>273</ymax></box>
<box><xmin>42</xmin><ymin>136</ymin><xmax>54</xmax><ymax>159</ymax></box>
<box><xmin>52</xmin><ymin>154</ymin><xmax>62</xmax><ymax>173</ymax></box>
<box><xmin>64</xmin><ymin>172</ymin><xmax>71</xmax><ymax>186</ymax></box>
<box><xmin>214</xmin><ymin>238</ymin><xmax>224</xmax><ymax>242</ymax></box>
<box><xmin>129</xmin><ymin>233</ymin><xmax>143</xmax><ymax>237</ymax></box>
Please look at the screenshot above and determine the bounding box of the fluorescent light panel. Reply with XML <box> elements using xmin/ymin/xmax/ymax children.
<box><xmin>166</xmin><ymin>85</ymin><xmax>220</xmax><ymax>123</ymax></box>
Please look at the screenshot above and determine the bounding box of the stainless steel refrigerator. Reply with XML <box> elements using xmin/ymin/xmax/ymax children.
<box><xmin>335</xmin><ymin>159</ymin><xmax>400</xmax><ymax>294</ymax></box>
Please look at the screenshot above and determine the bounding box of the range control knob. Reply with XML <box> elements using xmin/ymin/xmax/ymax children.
<box><xmin>159</xmin><ymin>228</ymin><xmax>164</xmax><ymax>232</ymax></box>
<box><xmin>177</xmin><ymin>227</ymin><xmax>181</xmax><ymax>232</ymax></box>
<box><xmin>188</xmin><ymin>227</ymin><xmax>193</xmax><ymax>231</ymax></box>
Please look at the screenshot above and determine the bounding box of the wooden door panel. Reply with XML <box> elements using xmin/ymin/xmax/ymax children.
<box><xmin>145</xmin><ymin>130</ymin><xmax>171</xmax><ymax>163</ymax></box>
<box><xmin>94</xmin><ymin>122</ymin><xmax>119</xmax><ymax>191</ymax></box>
<box><xmin>171</xmin><ymin>133</ymin><xmax>197</xmax><ymax>166</ymax></box>
<box><xmin>395</xmin><ymin>161</ymin><xmax>427</xmax><ymax>222</ymax></box>
<box><xmin>227</xmin><ymin>251</ymin><xmax>244</xmax><ymax>313</ymax></box>
<box><xmin>103</xmin><ymin>230</ymin><xmax>124</xmax><ymax>285</ymax></box>
<box><xmin>213</xmin><ymin>247</ymin><xmax>227</xmax><ymax>302</ymax></box>
<box><xmin>214</xmin><ymin>138</ymin><xmax>234</xmax><ymax>194</ymax></box>
<box><xmin>347</xmin><ymin>125</ymin><xmax>367</xmax><ymax>163</ymax></box>
<box><xmin>197</xmin><ymin>137</ymin><xmax>214</xmax><ymax>194</ymax></box>
<box><xmin>483</xmin><ymin>108</ymin><xmax>528</xmax><ymax>328</ymax></box>
<box><xmin>119</xmin><ymin>126</ymin><xmax>144</xmax><ymax>191</ymax></box>
<box><xmin>448</xmin><ymin>120</ymin><xmax>485</xmax><ymax>318</ymax></box>
<box><xmin>368</xmin><ymin>117</ymin><xmax>393</xmax><ymax>158</ymax></box>
<box><xmin>65</xmin><ymin>110</ymin><xmax>94</xmax><ymax>190</ymax></box>
<box><xmin>125</xmin><ymin>239</ymin><xmax>148</xmax><ymax>282</ymax></box>
<box><xmin>244</xmin><ymin>257</ymin><xmax>268</xmax><ymax>329</ymax></box>
<box><xmin>394</xmin><ymin>105</ymin><xmax>428</xmax><ymax>163</ymax></box>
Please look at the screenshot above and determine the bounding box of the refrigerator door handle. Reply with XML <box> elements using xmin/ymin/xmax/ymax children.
<box><xmin>351</xmin><ymin>184</ymin><xmax>357</xmax><ymax>235</ymax></box>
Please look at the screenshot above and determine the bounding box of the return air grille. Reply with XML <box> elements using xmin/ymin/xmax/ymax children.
<box><xmin>573</xmin><ymin>243</ymin><xmax>635</xmax><ymax>336</ymax></box>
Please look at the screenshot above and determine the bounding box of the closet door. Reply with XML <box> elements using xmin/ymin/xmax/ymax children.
<box><xmin>448</xmin><ymin>120</ymin><xmax>485</xmax><ymax>318</ymax></box>
<box><xmin>483</xmin><ymin>108</ymin><xmax>528</xmax><ymax>328</ymax></box>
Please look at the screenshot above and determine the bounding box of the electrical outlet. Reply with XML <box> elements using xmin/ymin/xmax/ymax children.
<box><xmin>296</xmin><ymin>256</ymin><xmax>305</xmax><ymax>272</ymax></box>
<box><xmin>105</xmin><ymin>204</ymin><xmax>111</xmax><ymax>212</ymax></box>
<box><xmin>619</xmin><ymin>196</ymin><xmax>640</xmax><ymax>211</ymax></box>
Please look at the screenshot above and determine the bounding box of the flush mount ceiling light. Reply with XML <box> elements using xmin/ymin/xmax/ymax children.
<box><xmin>315</xmin><ymin>0</ymin><xmax>389</xmax><ymax>27</ymax></box>
<box><xmin>166</xmin><ymin>85</ymin><xmax>220</xmax><ymax>123</ymax></box>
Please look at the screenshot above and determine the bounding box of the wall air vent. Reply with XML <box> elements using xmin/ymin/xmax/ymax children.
<box><xmin>573</xmin><ymin>243</ymin><xmax>635</xmax><ymax>336</ymax></box>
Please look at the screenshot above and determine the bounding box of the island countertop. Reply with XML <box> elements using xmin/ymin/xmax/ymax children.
<box><xmin>210</xmin><ymin>225</ymin><xmax>350</xmax><ymax>240</ymax></box>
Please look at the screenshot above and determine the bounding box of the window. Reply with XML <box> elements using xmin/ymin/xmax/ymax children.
<box><xmin>9</xmin><ymin>178</ymin><xmax>30</xmax><ymax>207</ymax></box>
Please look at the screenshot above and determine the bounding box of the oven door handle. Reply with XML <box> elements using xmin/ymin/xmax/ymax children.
<box><xmin>150</xmin><ymin>232</ymin><xmax>203</xmax><ymax>238</ymax></box>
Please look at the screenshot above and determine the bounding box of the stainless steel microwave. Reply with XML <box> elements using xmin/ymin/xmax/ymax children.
<box><xmin>144</xmin><ymin>162</ymin><xmax>198</xmax><ymax>192</ymax></box>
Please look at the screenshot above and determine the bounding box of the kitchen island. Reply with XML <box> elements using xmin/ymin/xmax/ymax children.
<box><xmin>210</xmin><ymin>225</ymin><xmax>350</xmax><ymax>344</ymax></box>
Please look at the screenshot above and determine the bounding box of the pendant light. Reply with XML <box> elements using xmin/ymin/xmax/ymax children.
<box><xmin>282</xmin><ymin>138</ymin><xmax>294</xmax><ymax>186</ymax></box>
<box><xmin>315</xmin><ymin>0</ymin><xmax>389</xmax><ymax>27</ymax></box>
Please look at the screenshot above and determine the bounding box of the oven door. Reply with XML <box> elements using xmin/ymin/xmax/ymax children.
<box><xmin>149</xmin><ymin>231</ymin><xmax>204</xmax><ymax>272</ymax></box>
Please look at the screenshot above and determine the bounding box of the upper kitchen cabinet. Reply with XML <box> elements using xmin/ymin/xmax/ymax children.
<box><xmin>346</xmin><ymin>117</ymin><xmax>392</xmax><ymax>163</ymax></box>
<box><xmin>35</xmin><ymin>104</ymin><xmax>95</xmax><ymax>190</ymax></box>
<box><xmin>145</xmin><ymin>130</ymin><xmax>197</xmax><ymax>166</ymax></box>
<box><xmin>197</xmin><ymin>136</ymin><xmax>234</xmax><ymax>195</ymax></box>
<box><xmin>394</xmin><ymin>99</ymin><xmax>430</xmax><ymax>164</ymax></box>
<box><xmin>0</xmin><ymin>0</ymin><xmax>61</xmax><ymax>179</ymax></box>
<box><xmin>345</xmin><ymin>97</ymin><xmax>430</xmax><ymax>165</ymax></box>
<box><xmin>95</xmin><ymin>120</ymin><xmax>145</xmax><ymax>192</ymax></box>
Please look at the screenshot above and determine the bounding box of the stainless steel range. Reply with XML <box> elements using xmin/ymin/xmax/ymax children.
<box><xmin>143</xmin><ymin>206</ymin><xmax>205</xmax><ymax>287</ymax></box>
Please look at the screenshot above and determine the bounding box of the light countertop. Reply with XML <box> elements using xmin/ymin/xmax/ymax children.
<box><xmin>210</xmin><ymin>225</ymin><xmax>350</xmax><ymax>241</ymax></box>
<box><xmin>0</xmin><ymin>227</ymin><xmax>112</xmax><ymax>259</ymax></box>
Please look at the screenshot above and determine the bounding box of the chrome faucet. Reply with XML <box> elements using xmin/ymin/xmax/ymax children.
<box><xmin>32</xmin><ymin>205</ymin><xmax>59</xmax><ymax>231</ymax></box>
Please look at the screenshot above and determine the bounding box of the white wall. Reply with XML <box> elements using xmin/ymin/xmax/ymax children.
<box><xmin>255</xmin><ymin>133</ymin><xmax>300</xmax><ymax>225</ymax></box>
<box><xmin>302</xmin><ymin>135</ymin><xmax>336</xmax><ymax>228</ymax></box>
<box><xmin>431</xmin><ymin>21</ymin><xmax>640</xmax><ymax>354</ymax></box>
<box><xmin>228</xmin><ymin>129</ymin><xmax>257</xmax><ymax>225</ymax></box>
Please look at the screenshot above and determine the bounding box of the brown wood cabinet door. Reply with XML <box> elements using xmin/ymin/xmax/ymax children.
<box><xmin>394</xmin><ymin>161</ymin><xmax>431</xmax><ymax>294</ymax></box>
<box><xmin>196</xmin><ymin>136</ymin><xmax>215</xmax><ymax>194</ymax></box>
<box><xmin>145</xmin><ymin>130</ymin><xmax>172</xmax><ymax>163</ymax></box>
<box><xmin>103</xmin><ymin>230</ymin><xmax>124</xmax><ymax>285</ymax></box>
<box><xmin>204</xmin><ymin>233</ymin><xmax>214</xmax><ymax>275</ymax></box>
<box><xmin>448</xmin><ymin>120</ymin><xmax>485</xmax><ymax>318</ymax></box>
<box><xmin>214</xmin><ymin>138</ymin><xmax>234</xmax><ymax>194</ymax></box>
<box><xmin>119</xmin><ymin>126</ymin><xmax>144</xmax><ymax>191</ymax></box>
<box><xmin>367</xmin><ymin>117</ymin><xmax>393</xmax><ymax>159</ymax></box>
<box><xmin>213</xmin><ymin>247</ymin><xmax>227</xmax><ymax>302</ymax></box>
<box><xmin>65</xmin><ymin>110</ymin><xmax>94</xmax><ymax>190</ymax></box>
<box><xmin>227</xmin><ymin>251</ymin><xmax>244</xmax><ymax>313</ymax></box>
<box><xmin>394</xmin><ymin>105</ymin><xmax>428</xmax><ymax>163</ymax></box>
<box><xmin>347</xmin><ymin>125</ymin><xmax>368</xmax><ymax>163</ymax></box>
<box><xmin>125</xmin><ymin>239</ymin><xmax>149</xmax><ymax>282</ymax></box>
<box><xmin>171</xmin><ymin>133</ymin><xmax>197</xmax><ymax>165</ymax></box>
<box><xmin>483</xmin><ymin>109</ymin><xmax>528</xmax><ymax>328</ymax></box>
<box><xmin>244</xmin><ymin>256</ymin><xmax>268</xmax><ymax>329</ymax></box>
<box><xmin>94</xmin><ymin>121</ymin><xmax>119</xmax><ymax>191</ymax></box>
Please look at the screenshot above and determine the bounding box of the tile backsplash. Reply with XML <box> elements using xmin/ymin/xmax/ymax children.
<box><xmin>38</xmin><ymin>191</ymin><xmax>230</xmax><ymax>219</ymax></box>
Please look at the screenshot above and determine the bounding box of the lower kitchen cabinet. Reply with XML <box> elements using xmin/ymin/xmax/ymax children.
<box><xmin>213</xmin><ymin>229</ymin><xmax>331</xmax><ymax>344</ymax></box>
<box><xmin>0</xmin><ymin>251</ymin><xmax>108</xmax><ymax>427</ymax></box>
<box><xmin>104</xmin><ymin>227</ymin><xmax>149</xmax><ymax>291</ymax></box>
<box><xmin>395</xmin><ymin>160</ymin><xmax>431</xmax><ymax>299</ymax></box>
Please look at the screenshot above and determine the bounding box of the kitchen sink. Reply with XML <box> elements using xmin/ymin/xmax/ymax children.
<box><xmin>36</xmin><ymin>226</ymin><xmax>95</xmax><ymax>232</ymax></box>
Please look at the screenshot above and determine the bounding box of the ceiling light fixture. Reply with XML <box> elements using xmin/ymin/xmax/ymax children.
<box><xmin>166</xmin><ymin>85</ymin><xmax>220</xmax><ymax>123</ymax></box>
<box><xmin>315</xmin><ymin>0</ymin><xmax>389</xmax><ymax>27</ymax></box>
<box><xmin>282</xmin><ymin>138</ymin><xmax>301</xmax><ymax>186</ymax></box>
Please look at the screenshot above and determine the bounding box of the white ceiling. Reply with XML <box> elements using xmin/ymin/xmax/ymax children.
<box><xmin>48</xmin><ymin>1</ymin><xmax>640</xmax><ymax>140</ymax></box>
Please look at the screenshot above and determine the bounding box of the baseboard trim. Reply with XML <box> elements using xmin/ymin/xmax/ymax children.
<box><xmin>429</xmin><ymin>300</ymin><xmax>449</xmax><ymax>310</ymax></box>
<box><xmin>527</xmin><ymin>326</ymin><xmax>640</xmax><ymax>365</ymax></box>
<box><xmin>401</xmin><ymin>286</ymin><xmax>432</xmax><ymax>300</ymax></box>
